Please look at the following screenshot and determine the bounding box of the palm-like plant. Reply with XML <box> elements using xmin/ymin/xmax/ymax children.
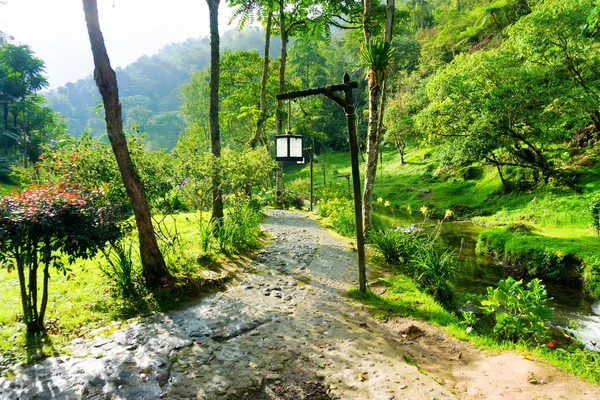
<box><xmin>360</xmin><ymin>39</ymin><xmax>395</xmax><ymax>89</ymax></box>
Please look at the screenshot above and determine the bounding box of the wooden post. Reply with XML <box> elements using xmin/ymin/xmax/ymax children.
<box><xmin>309</xmin><ymin>148</ymin><xmax>314</xmax><ymax>212</ymax></box>
<box><xmin>276</xmin><ymin>73</ymin><xmax>366</xmax><ymax>292</ymax></box>
<box><xmin>342</xmin><ymin>73</ymin><xmax>366</xmax><ymax>293</ymax></box>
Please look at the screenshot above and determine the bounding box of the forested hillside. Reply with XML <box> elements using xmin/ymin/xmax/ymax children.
<box><xmin>44</xmin><ymin>27</ymin><xmax>282</xmax><ymax>149</ymax></box>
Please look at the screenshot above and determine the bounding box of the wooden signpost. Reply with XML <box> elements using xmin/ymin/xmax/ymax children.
<box><xmin>277</xmin><ymin>73</ymin><xmax>366</xmax><ymax>292</ymax></box>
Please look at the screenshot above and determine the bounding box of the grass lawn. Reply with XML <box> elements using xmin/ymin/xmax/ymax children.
<box><xmin>0</xmin><ymin>182</ymin><xmax>15</xmax><ymax>195</ymax></box>
<box><xmin>287</xmin><ymin>145</ymin><xmax>600</xmax><ymax>295</ymax></box>
<box><xmin>0</xmin><ymin>211</ymin><xmax>246</xmax><ymax>373</ymax></box>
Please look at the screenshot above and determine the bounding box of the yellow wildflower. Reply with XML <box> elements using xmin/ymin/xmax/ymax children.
<box><xmin>445</xmin><ymin>209</ymin><xmax>454</xmax><ymax>218</ymax></box>
<box><xmin>384</xmin><ymin>201</ymin><xmax>391</xmax><ymax>207</ymax></box>
<box><xmin>419</xmin><ymin>205</ymin><xmax>429</xmax><ymax>216</ymax></box>
<box><xmin>376</xmin><ymin>197</ymin><xmax>383</xmax><ymax>203</ymax></box>
<box><xmin>407</xmin><ymin>204</ymin><xmax>412</xmax><ymax>213</ymax></box>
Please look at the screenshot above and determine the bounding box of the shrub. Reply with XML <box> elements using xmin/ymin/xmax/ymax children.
<box><xmin>464</xmin><ymin>277</ymin><xmax>554</xmax><ymax>344</ymax></box>
<box><xmin>0</xmin><ymin>184</ymin><xmax>124</xmax><ymax>333</ymax></box>
<box><xmin>214</xmin><ymin>195</ymin><xmax>263</xmax><ymax>253</ymax></box>
<box><xmin>257</xmin><ymin>187</ymin><xmax>304</xmax><ymax>210</ymax></box>
<box><xmin>101</xmin><ymin>239</ymin><xmax>142</xmax><ymax>299</ymax></box>
<box><xmin>411</xmin><ymin>243</ymin><xmax>457</xmax><ymax>307</ymax></box>
<box><xmin>369</xmin><ymin>229</ymin><xmax>418</xmax><ymax>264</ymax></box>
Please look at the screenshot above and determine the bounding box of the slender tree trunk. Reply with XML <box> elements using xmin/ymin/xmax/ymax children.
<box><xmin>38</xmin><ymin>263</ymin><xmax>50</xmax><ymax>330</ymax></box>
<box><xmin>343</xmin><ymin>74</ymin><xmax>367</xmax><ymax>293</ymax></box>
<box><xmin>496</xmin><ymin>164</ymin><xmax>507</xmax><ymax>190</ymax></box>
<box><xmin>82</xmin><ymin>0</ymin><xmax>170</xmax><ymax>287</ymax></box>
<box><xmin>206</xmin><ymin>0</ymin><xmax>224</xmax><ymax>223</ymax></box>
<box><xmin>276</xmin><ymin>0</ymin><xmax>287</xmax><ymax>208</ymax></box>
<box><xmin>362</xmin><ymin>86</ymin><xmax>381</xmax><ymax>232</ymax></box>
<box><xmin>253</xmin><ymin>11</ymin><xmax>273</xmax><ymax>149</ymax></box>
<box><xmin>361</xmin><ymin>0</ymin><xmax>395</xmax><ymax>233</ymax></box>
<box><xmin>16</xmin><ymin>254</ymin><xmax>32</xmax><ymax>332</ymax></box>
<box><xmin>363</xmin><ymin>0</ymin><xmax>372</xmax><ymax>42</ymax></box>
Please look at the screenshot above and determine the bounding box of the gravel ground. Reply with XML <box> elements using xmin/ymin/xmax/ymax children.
<box><xmin>0</xmin><ymin>209</ymin><xmax>452</xmax><ymax>400</ymax></box>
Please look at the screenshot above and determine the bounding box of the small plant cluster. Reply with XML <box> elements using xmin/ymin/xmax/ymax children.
<box><xmin>214</xmin><ymin>194</ymin><xmax>263</xmax><ymax>253</ymax></box>
<box><xmin>589</xmin><ymin>199</ymin><xmax>600</xmax><ymax>237</ymax></box>
<box><xmin>369</xmin><ymin>228</ymin><xmax>457</xmax><ymax>307</ymax></box>
<box><xmin>369</xmin><ymin>207</ymin><xmax>457</xmax><ymax>306</ymax></box>
<box><xmin>0</xmin><ymin>184</ymin><xmax>124</xmax><ymax>333</ymax></box>
<box><xmin>316</xmin><ymin>183</ymin><xmax>356</xmax><ymax>236</ymax></box>
<box><xmin>463</xmin><ymin>277</ymin><xmax>554</xmax><ymax>345</ymax></box>
<box><xmin>198</xmin><ymin>194</ymin><xmax>263</xmax><ymax>255</ymax></box>
<box><xmin>257</xmin><ymin>187</ymin><xmax>304</xmax><ymax>210</ymax></box>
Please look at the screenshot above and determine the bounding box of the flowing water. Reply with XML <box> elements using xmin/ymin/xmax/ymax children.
<box><xmin>376</xmin><ymin>213</ymin><xmax>600</xmax><ymax>349</ymax></box>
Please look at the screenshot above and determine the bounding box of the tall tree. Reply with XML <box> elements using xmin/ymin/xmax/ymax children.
<box><xmin>0</xmin><ymin>43</ymin><xmax>49</xmax><ymax>159</ymax></box>
<box><xmin>361</xmin><ymin>0</ymin><xmax>395</xmax><ymax>233</ymax></box>
<box><xmin>254</xmin><ymin>10</ymin><xmax>273</xmax><ymax>148</ymax></box>
<box><xmin>207</xmin><ymin>0</ymin><xmax>225</xmax><ymax>223</ymax></box>
<box><xmin>273</xmin><ymin>0</ymin><xmax>362</xmax><ymax>206</ymax></box>
<box><xmin>82</xmin><ymin>0</ymin><xmax>171</xmax><ymax>287</ymax></box>
<box><xmin>227</xmin><ymin>0</ymin><xmax>275</xmax><ymax>148</ymax></box>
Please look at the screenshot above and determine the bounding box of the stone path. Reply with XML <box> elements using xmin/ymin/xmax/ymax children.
<box><xmin>0</xmin><ymin>209</ymin><xmax>453</xmax><ymax>400</ymax></box>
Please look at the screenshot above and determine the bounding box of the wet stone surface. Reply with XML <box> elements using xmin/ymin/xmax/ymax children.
<box><xmin>1</xmin><ymin>209</ymin><xmax>452</xmax><ymax>400</ymax></box>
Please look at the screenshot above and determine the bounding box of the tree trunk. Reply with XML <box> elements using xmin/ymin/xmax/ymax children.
<box><xmin>363</xmin><ymin>0</ymin><xmax>372</xmax><ymax>43</ymax></box>
<box><xmin>82</xmin><ymin>0</ymin><xmax>170</xmax><ymax>287</ymax></box>
<box><xmin>276</xmin><ymin>0</ymin><xmax>288</xmax><ymax>208</ymax></box>
<box><xmin>38</xmin><ymin>263</ymin><xmax>50</xmax><ymax>331</ymax></box>
<box><xmin>496</xmin><ymin>164</ymin><xmax>507</xmax><ymax>191</ymax></box>
<box><xmin>206</xmin><ymin>0</ymin><xmax>224</xmax><ymax>224</ymax></box>
<box><xmin>361</xmin><ymin>0</ymin><xmax>395</xmax><ymax>233</ymax></box>
<box><xmin>343</xmin><ymin>74</ymin><xmax>367</xmax><ymax>293</ymax></box>
<box><xmin>16</xmin><ymin>255</ymin><xmax>32</xmax><ymax>332</ymax></box>
<box><xmin>252</xmin><ymin>11</ymin><xmax>273</xmax><ymax>149</ymax></box>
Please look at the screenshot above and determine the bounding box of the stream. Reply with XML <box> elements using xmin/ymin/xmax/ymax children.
<box><xmin>376</xmin><ymin>213</ymin><xmax>600</xmax><ymax>350</ymax></box>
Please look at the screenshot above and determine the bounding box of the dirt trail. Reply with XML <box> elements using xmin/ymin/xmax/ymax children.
<box><xmin>1</xmin><ymin>209</ymin><xmax>599</xmax><ymax>400</ymax></box>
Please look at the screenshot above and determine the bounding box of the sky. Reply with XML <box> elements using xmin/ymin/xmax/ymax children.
<box><xmin>0</xmin><ymin>0</ymin><xmax>234</xmax><ymax>88</ymax></box>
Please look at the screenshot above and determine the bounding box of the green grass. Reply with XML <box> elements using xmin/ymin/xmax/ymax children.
<box><xmin>348</xmin><ymin>274</ymin><xmax>600</xmax><ymax>384</ymax></box>
<box><xmin>287</xmin><ymin>145</ymin><xmax>600</xmax><ymax>296</ymax></box>
<box><xmin>0</xmin><ymin>182</ymin><xmax>15</xmax><ymax>195</ymax></box>
<box><xmin>0</xmin><ymin>211</ymin><xmax>244</xmax><ymax>373</ymax></box>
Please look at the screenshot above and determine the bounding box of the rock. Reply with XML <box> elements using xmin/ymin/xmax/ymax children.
<box><xmin>265</xmin><ymin>373</ymin><xmax>281</xmax><ymax>382</ymax></box>
<box><xmin>399</xmin><ymin>325</ymin><xmax>425</xmax><ymax>340</ymax></box>
<box><xmin>454</xmin><ymin>381</ymin><xmax>467</xmax><ymax>393</ymax></box>
<box><xmin>89</xmin><ymin>376</ymin><xmax>106</xmax><ymax>387</ymax></box>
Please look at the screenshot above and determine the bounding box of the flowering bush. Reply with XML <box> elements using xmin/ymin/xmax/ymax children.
<box><xmin>0</xmin><ymin>184</ymin><xmax>125</xmax><ymax>333</ymax></box>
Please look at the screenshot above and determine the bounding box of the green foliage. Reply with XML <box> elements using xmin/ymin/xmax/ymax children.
<box><xmin>258</xmin><ymin>187</ymin><xmax>304</xmax><ymax>210</ymax></box>
<box><xmin>368</xmin><ymin>229</ymin><xmax>417</xmax><ymax>263</ymax></box>
<box><xmin>465</xmin><ymin>277</ymin><xmax>554</xmax><ymax>344</ymax></box>
<box><xmin>360</xmin><ymin>39</ymin><xmax>395</xmax><ymax>88</ymax></box>
<box><xmin>214</xmin><ymin>195</ymin><xmax>263</xmax><ymax>254</ymax></box>
<box><xmin>411</xmin><ymin>242</ymin><xmax>457</xmax><ymax>307</ymax></box>
<box><xmin>589</xmin><ymin>199</ymin><xmax>600</xmax><ymax>237</ymax></box>
<box><xmin>100</xmin><ymin>239</ymin><xmax>142</xmax><ymax>300</ymax></box>
<box><xmin>0</xmin><ymin>184</ymin><xmax>124</xmax><ymax>333</ymax></box>
<box><xmin>316</xmin><ymin>184</ymin><xmax>356</xmax><ymax>236</ymax></box>
<box><xmin>351</xmin><ymin>273</ymin><xmax>600</xmax><ymax>384</ymax></box>
<box><xmin>0</xmin><ymin>42</ymin><xmax>63</xmax><ymax>170</ymax></box>
<box><xmin>197</xmin><ymin>217</ymin><xmax>216</xmax><ymax>255</ymax></box>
